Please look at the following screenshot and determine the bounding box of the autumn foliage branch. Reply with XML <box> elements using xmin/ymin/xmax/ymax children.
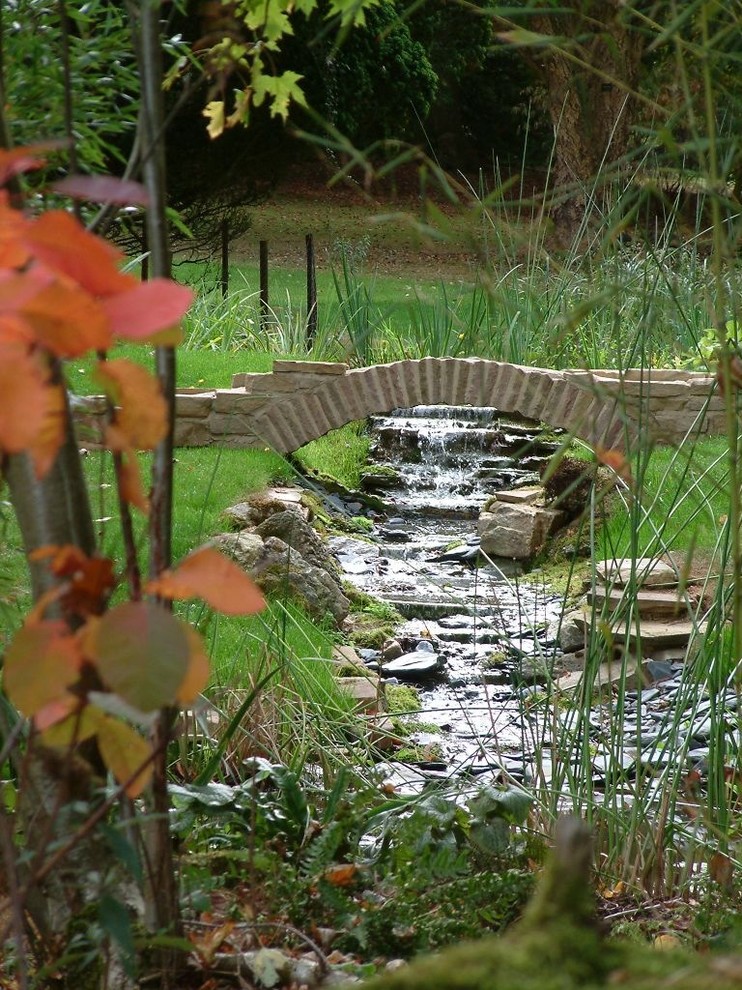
<box><xmin>0</xmin><ymin>147</ymin><xmax>265</xmax><ymax>797</ymax></box>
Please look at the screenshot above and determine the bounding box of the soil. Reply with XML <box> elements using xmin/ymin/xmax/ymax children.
<box><xmin>233</xmin><ymin>155</ymin><xmax>550</xmax><ymax>279</ymax></box>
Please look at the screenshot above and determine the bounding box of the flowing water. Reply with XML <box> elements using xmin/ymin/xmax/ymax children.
<box><xmin>330</xmin><ymin>405</ymin><xmax>567</xmax><ymax>782</ymax></box>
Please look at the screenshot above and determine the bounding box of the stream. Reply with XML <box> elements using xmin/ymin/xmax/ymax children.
<box><xmin>329</xmin><ymin>405</ymin><xmax>567</xmax><ymax>782</ymax></box>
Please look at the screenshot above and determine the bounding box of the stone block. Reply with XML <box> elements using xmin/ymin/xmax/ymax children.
<box><xmin>173</xmin><ymin>419</ymin><xmax>211</xmax><ymax>447</ymax></box>
<box><xmin>208</xmin><ymin>411</ymin><xmax>262</xmax><ymax>436</ymax></box>
<box><xmin>175</xmin><ymin>393</ymin><xmax>214</xmax><ymax>417</ymax></box>
<box><xmin>595</xmin><ymin>557</ymin><xmax>678</xmax><ymax>587</ymax></box>
<box><xmin>494</xmin><ymin>485</ymin><xmax>544</xmax><ymax>506</ymax></box>
<box><xmin>213</xmin><ymin>390</ymin><xmax>270</xmax><ymax>414</ymax></box>
<box><xmin>478</xmin><ymin>502</ymin><xmax>563</xmax><ymax>559</ymax></box>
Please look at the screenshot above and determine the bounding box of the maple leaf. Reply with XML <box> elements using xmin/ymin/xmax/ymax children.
<box><xmin>203</xmin><ymin>101</ymin><xmax>225</xmax><ymax>139</ymax></box>
<box><xmin>146</xmin><ymin>546</ymin><xmax>265</xmax><ymax>616</ymax></box>
<box><xmin>95</xmin><ymin>359</ymin><xmax>167</xmax><ymax>450</ymax></box>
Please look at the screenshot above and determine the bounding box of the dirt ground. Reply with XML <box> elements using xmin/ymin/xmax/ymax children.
<box><xmin>234</xmin><ymin>157</ymin><xmax>544</xmax><ymax>279</ymax></box>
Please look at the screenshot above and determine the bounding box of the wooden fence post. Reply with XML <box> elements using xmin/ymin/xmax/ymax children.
<box><xmin>306</xmin><ymin>232</ymin><xmax>317</xmax><ymax>348</ymax></box>
<box><xmin>260</xmin><ymin>239</ymin><xmax>269</xmax><ymax>333</ymax></box>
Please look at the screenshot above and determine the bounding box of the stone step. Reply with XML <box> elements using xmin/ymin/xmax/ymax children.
<box><xmin>588</xmin><ymin>586</ymin><xmax>698</xmax><ymax>619</ymax></box>
<box><xmin>595</xmin><ymin>557</ymin><xmax>679</xmax><ymax>588</ymax></box>
<box><xmin>380</xmin><ymin>597</ymin><xmax>501</xmax><ymax>620</ymax></box>
<box><xmin>574</xmin><ymin>613</ymin><xmax>705</xmax><ymax>650</ymax></box>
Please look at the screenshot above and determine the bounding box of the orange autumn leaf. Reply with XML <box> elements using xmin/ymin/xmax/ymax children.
<box><xmin>103</xmin><ymin>279</ymin><xmax>194</xmax><ymax>342</ymax></box>
<box><xmin>595</xmin><ymin>445</ymin><xmax>633</xmax><ymax>485</ymax></box>
<box><xmin>176</xmin><ymin>623</ymin><xmax>211</xmax><ymax>704</ymax></box>
<box><xmin>25</xmin><ymin>210</ymin><xmax>135</xmax><ymax>298</ymax></box>
<box><xmin>95</xmin><ymin>359</ymin><xmax>167</xmax><ymax>450</ymax></box>
<box><xmin>323</xmin><ymin>864</ymin><xmax>359</xmax><ymax>887</ymax></box>
<box><xmin>0</xmin><ymin>342</ymin><xmax>50</xmax><ymax>457</ymax></box>
<box><xmin>105</xmin><ymin>425</ymin><xmax>150</xmax><ymax>513</ymax></box>
<box><xmin>20</xmin><ymin>271</ymin><xmax>112</xmax><ymax>356</ymax></box>
<box><xmin>146</xmin><ymin>546</ymin><xmax>265</xmax><ymax>616</ymax></box>
<box><xmin>3</xmin><ymin>621</ymin><xmax>83</xmax><ymax>718</ymax></box>
<box><xmin>0</xmin><ymin>193</ymin><xmax>32</xmax><ymax>268</ymax></box>
<box><xmin>28</xmin><ymin>382</ymin><xmax>66</xmax><ymax>478</ymax></box>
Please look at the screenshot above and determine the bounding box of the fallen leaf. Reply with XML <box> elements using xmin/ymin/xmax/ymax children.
<box><xmin>323</xmin><ymin>864</ymin><xmax>358</xmax><ymax>887</ymax></box>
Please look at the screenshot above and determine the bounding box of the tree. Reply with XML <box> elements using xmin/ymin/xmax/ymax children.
<box><xmin>496</xmin><ymin>0</ymin><xmax>646</xmax><ymax>238</ymax></box>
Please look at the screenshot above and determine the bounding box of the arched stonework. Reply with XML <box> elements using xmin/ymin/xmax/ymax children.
<box><xmin>77</xmin><ymin>359</ymin><xmax>721</xmax><ymax>452</ymax></box>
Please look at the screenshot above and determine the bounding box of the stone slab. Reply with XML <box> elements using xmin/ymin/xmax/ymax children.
<box><xmin>336</xmin><ymin>675</ymin><xmax>381</xmax><ymax>714</ymax></box>
<box><xmin>595</xmin><ymin>557</ymin><xmax>678</xmax><ymax>587</ymax></box>
<box><xmin>175</xmin><ymin>393</ymin><xmax>214</xmax><ymax>417</ymax></box>
<box><xmin>213</xmin><ymin>390</ymin><xmax>270</xmax><ymax>414</ymax></box>
<box><xmin>494</xmin><ymin>485</ymin><xmax>544</xmax><ymax>506</ymax></box>
<box><xmin>273</xmin><ymin>360</ymin><xmax>348</xmax><ymax>375</ymax></box>
<box><xmin>556</xmin><ymin>661</ymin><xmax>641</xmax><ymax>694</ymax></box>
<box><xmin>587</xmin><ymin>586</ymin><xmax>696</xmax><ymax>618</ymax></box>
<box><xmin>573</xmin><ymin>613</ymin><xmax>705</xmax><ymax>649</ymax></box>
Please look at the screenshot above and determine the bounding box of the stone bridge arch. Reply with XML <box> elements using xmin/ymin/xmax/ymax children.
<box><xmin>236</xmin><ymin>358</ymin><xmax>630</xmax><ymax>454</ymax></box>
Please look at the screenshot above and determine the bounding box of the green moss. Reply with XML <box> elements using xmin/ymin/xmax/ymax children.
<box><xmin>385</xmin><ymin>684</ymin><xmax>422</xmax><ymax>715</ymax></box>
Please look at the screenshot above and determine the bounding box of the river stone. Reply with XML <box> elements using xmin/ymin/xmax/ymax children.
<box><xmin>255</xmin><ymin>510</ymin><xmax>339</xmax><ymax>574</ymax></box>
<box><xmin>478</xmin><ymin>502</ymin><xmax>563</xmax><ymax>559</ymax></box>
<box><xmin>215</xmin><ymin>532</ymin><xmax>349</xmax><ymax>624</ymax></box>
<box><xmin>489</xmin><ymin>485</ymin><xmax>544</xmax><ymax>507</ymax></box>
<box><xmin>381</xmin><ymin>652</ymin><xmax>441</xmax><ymax>680</ymax></box>
<box><xmin>548</xmin><ymin>608</ymin><xmax>586</xmax><ymax>652</ymax></box>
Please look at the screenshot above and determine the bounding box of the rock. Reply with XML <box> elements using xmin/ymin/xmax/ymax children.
<box><xmin>548</xmin><ymin>609</ymin><xmax>586</xmax><ymax>652</ymax></box>
<box><xmin>336</xmin><ymin>675</ymin><xmax>383</xmax><ymax>715</ymax></box>
<box><xmin>478</xmin><ymin>502</ymin><xmax>563</xmax><ymax>559</ymax></box>
<box><xmin>381</xmin><ymin>652</ymin><xmax>442</xmax><ymax>681</ymax></box>
<box><xmin>642</xmin><ymin>659</ymin><xmax>675</xmax><ymax>683</ymax></box>
<box><xmin>332</xmin><ymin>644</ymin><xmax>367</xmax><ymax>672</ymax></box>
<box><xmin>415</xmin><ymin>639</ymin><xmax>436</xmax><ymax>653</ymax></box>
<box><xmin>381</xmin><ymin>639</ymin><xmax>404</xmax><ymax>661</ymax></box>
<box><xmin>256</xmin><ymin>510</ymin><xmax>339</xmax><ymax>574</ymax></box>
<box><xmin>223</xmin><ymin>487</ymin><xmax>310</xmax><ymax>528</ymax></box>
<box><xmin>215</xmin><ymin>532</ymin><xmax>349</xmax><ymax>624</ymax></box>
<box><xmin>588</xmin><ymin>586</ymin><xmax>695</xmax><ymax>618</ymax></box>
<box><xmin>595</xmin><ymin>556</ymin><xmax>679</xmax><ymax>587</ymax></box>
<box><xmin>556</xmin><ymin>661</ymin><xmax>641</xmax><ymax>695</ymax></box>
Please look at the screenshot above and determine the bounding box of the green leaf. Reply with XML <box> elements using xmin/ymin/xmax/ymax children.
<box><xmin>90</xmin><ymin>601</ymin><xmax>190</xmax><ymax>712</ymax></box>
<box><xmin>98</xmin><ymin>895</ymin><xmax>136</xmax><ymax>978</ymax></box>
<box><xmin>468</xmin><ymin>784</ymin><xmax>532</xmax><ymax>826</ymax></box>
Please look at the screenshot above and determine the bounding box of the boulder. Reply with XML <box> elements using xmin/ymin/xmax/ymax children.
<box><xmin>215</xmin><ymin>532</ymin><xmax>349</xmax><ymax>624</ymax></box>
<box><xmin>548</xmin><ymin>608</ymin><xmax>586</xmax><ymax>653</ymax></box>
<box><xmin>256</xmin><ymin>509</ymin><xmax>339</xmax><ymax>574</ymax></box>
<box><xmin>478</xmin><ymin>502</ymin><xmax>563</xmax><ymax>559</ymax></box>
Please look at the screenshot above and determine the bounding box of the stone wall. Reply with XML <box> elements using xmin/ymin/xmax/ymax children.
<box><xmin>74</xmin><ymin>359</ymin><xmax>726</xmax><ymax>454</ymax></box>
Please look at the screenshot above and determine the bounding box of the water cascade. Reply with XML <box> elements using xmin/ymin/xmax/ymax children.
<box><xmin>330</xmin><ymin>405</ymin><xmax>567</xmax><ymax>779</ymax></box>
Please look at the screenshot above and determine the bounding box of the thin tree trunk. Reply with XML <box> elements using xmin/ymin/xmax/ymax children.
<box><xmin>131</xmin><ymin>2</ymin><xmax>182</xmax><ymax>978</ymax></box>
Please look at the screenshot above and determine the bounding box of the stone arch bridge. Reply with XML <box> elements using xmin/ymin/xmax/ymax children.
<box><xmin>80</xmin><ymin>359</ymin><xmax>722</xmax><ymax>453</ymax></box>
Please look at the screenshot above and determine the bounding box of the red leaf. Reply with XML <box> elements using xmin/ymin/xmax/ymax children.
<box><xmin>53</xmin><ymin>175</ymin><xmax>151</xmax><ymax>207</ymax></box>
<box><xmin>146</xmin><ymin>546</ymin><xmax>265</xmax><ymax>616</ymax></box>
<box><xmin>103</xmin><ymin>279</ymin><xmax>194</xmax><ymax>341</ymax></box>
<box><xmin>25</xmin><ymin>211</ymin><xmax>135</xmax><ymax>298</ymax></box>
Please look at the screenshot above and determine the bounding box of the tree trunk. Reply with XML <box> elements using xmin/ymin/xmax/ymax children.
<box><xmin>531</xmin><ymin>1</ymin><xmax>644</xmax><ymax>240</ymax></box>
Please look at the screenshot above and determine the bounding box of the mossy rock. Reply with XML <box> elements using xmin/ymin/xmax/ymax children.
<box><xmin>357</xmin><ymin>818</ymin><xmax>742</xmax><ymax>990</ymax></box>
